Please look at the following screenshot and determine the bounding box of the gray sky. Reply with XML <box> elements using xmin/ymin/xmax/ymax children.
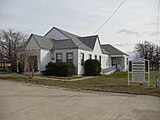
<box><xmin>0</xmin><ymin>0</ymin><xmax>159</xmax><ymax>52</ymax></box>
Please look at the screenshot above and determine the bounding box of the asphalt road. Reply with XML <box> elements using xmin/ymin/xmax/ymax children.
<box><xmin>0</xmin><ymin>80</ymin><xmax>160</xmax><ymax>120</ymax></box>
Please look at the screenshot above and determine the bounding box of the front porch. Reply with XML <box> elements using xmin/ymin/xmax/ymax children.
<box><xmin>111</xmin><ymin>56</ymin><xmax>125</xmax><ymax>72</ymax></box>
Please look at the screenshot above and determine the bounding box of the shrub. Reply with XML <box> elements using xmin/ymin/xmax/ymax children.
<box><xmin>84</xmin><ymin>59</ymin><xmax>101</xmax><ymax>76</ymax></box>
<box><xmin>43</xmin><ymin>62</ymin><xmax>54</xmax><ymax>75</ymax></box>
<box><xmin>44</xmin><ymin>62</ymin><xmax>75</xmax><ymax>76</ymax></box>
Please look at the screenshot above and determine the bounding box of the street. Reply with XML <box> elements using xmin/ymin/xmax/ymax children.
<box><xmin>0</xmin><ymin>80</ymin><xmax>160</xmax><ymax>120</ymax></box>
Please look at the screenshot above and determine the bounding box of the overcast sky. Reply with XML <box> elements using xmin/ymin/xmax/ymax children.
<box><xmin>0</xmin><ymin>0</ymin><xmax>159</xmax><ymax>53</ymax></box>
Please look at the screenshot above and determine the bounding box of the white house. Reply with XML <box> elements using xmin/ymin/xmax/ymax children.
<box><xmin>18</xmin><ymin>27</ymin><xmax>129</xmax><ymax>75</ymax></box>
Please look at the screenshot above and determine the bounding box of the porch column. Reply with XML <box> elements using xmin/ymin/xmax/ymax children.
<box><xmin>121</xmin><ymin>57</ymin><xmax>124</xmax><ymax>71</ymax></box>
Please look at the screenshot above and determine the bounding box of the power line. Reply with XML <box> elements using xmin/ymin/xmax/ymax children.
<box><xmin>55</xmin><ymin>0</ymin><xmax>127</xmax><ymax>55</ymax></box>
<box><xmin>93</xmin><ymin>0</ymin><xmax>126</xmax><ymax>34</ymax></box>
<box><xmin>156</xmin><ymin>0</ymin><xmax>160</xmax><ymax>41</ymax></box>
<box><xmin>73</xmin><ymin>0</ymin><xmax>126</xmax><ymax>50</ymax></box>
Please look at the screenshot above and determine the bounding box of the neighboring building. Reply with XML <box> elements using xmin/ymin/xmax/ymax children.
<box><xmin>18</xmin><ymin>27</ymin><xmax>128</xmax><ymax>75</ymax></box>
<box><xmin>0</xmin><ymin>53</ymin><xmax>11</xmax><ymax>71</ymax></box>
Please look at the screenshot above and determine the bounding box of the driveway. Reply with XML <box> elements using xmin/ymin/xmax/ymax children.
<box><xmin>0</xmin><ymin>80</ymin><xmax>160</xmax><ymax>120</ymax></box>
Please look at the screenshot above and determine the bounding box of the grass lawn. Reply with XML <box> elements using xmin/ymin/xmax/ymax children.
<box><xmin>0</xmin><ymin>71</ymin><xmax>160</xmax><ymax>96</ymax></box>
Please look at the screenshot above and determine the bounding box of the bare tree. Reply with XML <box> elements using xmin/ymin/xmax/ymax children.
<box><xmin>18</xmin><ymin>49</ymin><xmax>38</xmax><ymax>78</ymax></box>
<box><xmin>154</xmin><ymin>45</ymin><xmax>160</xmax><ymax>70</ymax></box>
<box><xmin>0</xmin><ymin>29</ymin><xmax>28</xmax><ymax>71</ymax></box>
<box><xmin>135</xmin><ymin>41</ymin><xmax>160</xmax><ymax>70</ymax></box>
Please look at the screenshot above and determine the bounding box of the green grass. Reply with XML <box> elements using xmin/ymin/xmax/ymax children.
<box><xmin>0</xmin><ymin>71</ymin><xmax>160</xmax><ymax>96</ymax></box>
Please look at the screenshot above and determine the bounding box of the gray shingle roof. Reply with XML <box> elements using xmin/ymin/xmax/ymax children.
<box><xmin>101</xmin><ymin>48</ymin><xmax>110</xmax><ymax>54</ymax></box>
<box><xmin>26</xmin><ymin>27</ymin><xmax>127</xmax><ymax>56</ymax></box>
<box><xmin>78</xmin><ymin>35</ymin><xmax>97</xmax><ymax>50</ymax></box>
<box><xmin>53</xmin><ymin>27</ymin><xmax>92</xmax><ymax>51</ymax></box>
<box><xmin>54</xmin><ymin>39</ymin><xmax>77</xmax><ymax>49</ymax></box>
<box><xmin>32</xmin><ymin>34</ymin><xmax>54</xmax><ymax>50</ymax></box>
<box><xmin>101</xmin><ymin>44</ymin><xmax>128</xmax><ymax>56</ymax></box>
<box><xmin>79</xmin><ymin>35</ymin><xmax>109</xmax><ymax>54</ymax></box>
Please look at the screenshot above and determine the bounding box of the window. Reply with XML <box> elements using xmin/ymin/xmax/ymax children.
<box><xmin>81</xmin><ymin>53</ymin><xmax>84</xmax><ymax>65</ymax></box>
<box><xmin>95</xmin><ymin>55</ymin><xmax>97</xmax><ymax>60</ymax></box>
<box><xmin>99</xmin><ymin>56</ymin><xmax>101</xmax><ymax>64</ymax></box>
<box><xmin>56</xmin><ymin>53</ymin><xmax>62</xmax><ymax>62</ymax></box>
<box><xmin>89</xmin><ymin>54</ymin><xmax>92</xmax><ymax>59</ymax></box>
<box><xmin>67</xmin><ymin>53</ymin><xmax>73</xmax><ymax>63</ymax></box>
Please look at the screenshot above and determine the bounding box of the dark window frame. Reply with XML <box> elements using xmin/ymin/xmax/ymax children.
<box><xmin>66</xmin><ymin>52</ymin><xmax>73</xmax><ymax>63</ymax></box>
<box><xmin>56</xmin><ymin>53</ymin><xmax>63</xmax><ymax>62</ymax></box>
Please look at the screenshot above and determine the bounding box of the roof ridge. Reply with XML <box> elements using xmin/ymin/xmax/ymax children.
<box><xmin>79</xmin><ymin>35</ymin><xmax>98</xmax><ymax>38</ymax></box>
<box><xmin>54</xmin><ymin>27</ymin><xmax>80</xmax><ymax>38</ymax></box>
<box><xmin>33</xmin><ymin>33</ymin><xmax>52</xmax><ymax>40</ymax></box>
<box><xmin>101</xmin><ymin>44</ymin><xmax>109</xmax><ymax>46</ymax></box>
<box><xmin>32</xmin><ymin>34</ymin><xmax>41</xmax><ymax>48</ymax></box>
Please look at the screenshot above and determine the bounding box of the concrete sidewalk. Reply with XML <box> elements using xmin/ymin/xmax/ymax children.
<box><xmin>33</xmin><ymin>76</ymin><xmax>93</xmax><ymax>81</ymax></box>
<box><xmin>0</xmin><ymin>80</ymin><xmax>160</xmax><ymax>120</ymax></box>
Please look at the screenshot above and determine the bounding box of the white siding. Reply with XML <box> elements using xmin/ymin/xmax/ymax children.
<box><xmin>26</xmin><ymin>37</ymin><xmax>40</xmax><ymax>50</ymax></box>
<box><xmin>45</xmin><ymin>28</ymin><xmax>69</xmax><ymax>40</ymax></box>
<box><xmin>40</xmin><ymin>49</ymin><xmax>51</xmax><ymax>71</ymax></box>
<box><xmin>52</xmin><ymin>49</ymin><xmax>78</xmax><ymax>74</ymax></box>
<box><xmin>78</xmin><ymin>38</ymin><xmax>109</xmax><ymax>75</ymax></box>
<box><xmin>25</xmin><ymin>37</ymin><xmax>41</xmax><ymax>72</ymax></box>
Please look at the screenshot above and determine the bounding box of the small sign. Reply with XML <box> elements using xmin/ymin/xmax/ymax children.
<box><xmin>132</xmin><ymin>60</ymin><xmax>145</xmax><ymax>82</ymax></box>
<box><xmin>128</xmin><ymin>59</ymin><xmax>150</xmax><ymax>86</ymax></box>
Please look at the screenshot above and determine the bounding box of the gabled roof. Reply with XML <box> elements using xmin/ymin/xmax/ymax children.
<box><xmin>101</xmin><ymin>48</ymin><xmax>110</xmax><ymax>54</ymax></box>
<box><xmin>54</xmin><ymin>39</ymin><xmax>77</xmax><ymax>50</ymax></box>
<box><xmin>79</xmin><ymin>35</ymin><xmax>109</xmax><ymax>55</ymax></box>
<box><xmin>51</xmin><ymin>27</ymin><xmax>92</xmax><ymax>51</ymax></box>
<box><xmin>32</xmin><ymin>34</ymin><xmax>54</xmax><ymax>50</ymax></box>
<box><xmin>78</xmin><ymin>35</ymin><xmax>97</xmax><ymax>50</ymax></box>
<box><xmin>101</xmin><ymin>44</ymin><xmax>128</xmax><ymax>56</ymax></box>
<box><xmin>25</xmin><ymin>27</ymin><xmax>127</xmax><ymax>56</ymax></box>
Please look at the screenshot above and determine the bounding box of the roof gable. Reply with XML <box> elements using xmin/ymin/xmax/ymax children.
<box><xmin>78</xmin><ymin>35</ymin><xmax>97</xmax><ymax>50</ymax></box>
<box><xmin>33</xmin><ymin>34</ymin><xmax>54</xmax><ymax>50</ymax></box>
<box><xmin>44</xmin><ymin>27</ymin><xmax>69</xmax><ymax>40</ymax></box>
<box><xmin>25</xmin><ymin>34</ymin><xmax>54</xmax><ymax>50</ymax></box>
<box><xmin>53</xmin><ymin>27</ymin><xmax>92</xmax><ymax>51</ymax></box>
<box><xmin>79</xmin><ymin>35</ymin><xmax>109</xmax><ymax>55</ymax></box>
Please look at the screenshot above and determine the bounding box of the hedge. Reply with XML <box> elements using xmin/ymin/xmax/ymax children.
<box><xmin>84</xmin><ymin>59</ymin><xmax>101</xmax><ymax>76</ymax></box>
<box><xmin>44</xmin><ymin>62</ymin><xmax>75</xmax><ymax>76</ymax></box>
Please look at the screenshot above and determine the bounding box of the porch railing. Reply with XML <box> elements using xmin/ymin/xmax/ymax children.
<box><xmin>102</xmin><ymin>65</ymin><xmax>116</xmax><ymax>75</ymax></box>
